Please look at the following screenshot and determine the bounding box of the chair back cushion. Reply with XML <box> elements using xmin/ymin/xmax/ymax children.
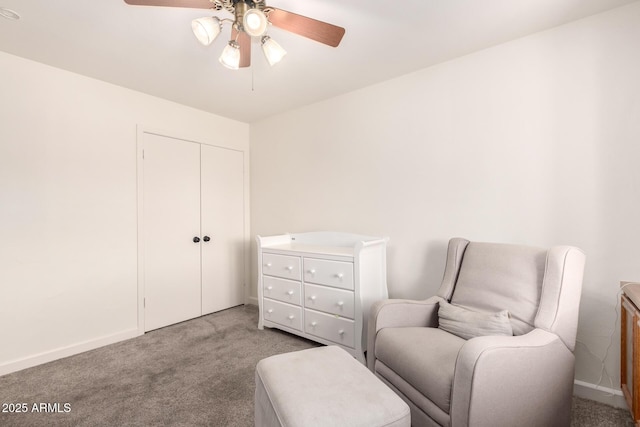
<box><xmin>450</xmin><ymin>242</ymin><xmax>547</xmax><ymax>336</ymax></box>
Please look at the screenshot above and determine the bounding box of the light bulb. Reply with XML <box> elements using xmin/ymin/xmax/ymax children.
<box><xmin>243</xmin><ymin>9</ymin><xmax>268</xmax><ymax>37</ymax></box>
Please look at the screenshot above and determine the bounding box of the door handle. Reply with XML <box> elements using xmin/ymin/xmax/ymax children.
<box><xmin>203</xmin><ymin>236</ymin><xmax>211</xmax><ymax>242</ymax></box>
<box><xmin>193</xmin><ymin>236</ymin><xmax>200</xmax><ymax>243</ymax></box>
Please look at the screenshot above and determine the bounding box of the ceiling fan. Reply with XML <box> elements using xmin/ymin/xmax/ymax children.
<box><xmin>124</xmin><ymin>0</ymin><xmax>346</xmax><ymax>70</ymax></box>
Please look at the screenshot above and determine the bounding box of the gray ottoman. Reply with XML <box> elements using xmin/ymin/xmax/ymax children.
<box><xmin>255</xmin><ymin>346</ymin><xmax>410</xmax><ymax>427</ymax></box>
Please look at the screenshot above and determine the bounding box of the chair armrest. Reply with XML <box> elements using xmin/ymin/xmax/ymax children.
<box><xmin>451</xmin><ymin>329</ymin><xmax>575</xmax><ymax>427</ymax></box>
<box><xmin>367</xmin><ymin>296</ymin><xmax>442</xmax><ymax>370</ymax></box>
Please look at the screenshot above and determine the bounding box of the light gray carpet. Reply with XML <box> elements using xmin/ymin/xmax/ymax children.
<box><xmin>0</xmin><ymin>305</ymin><xmax>633</xmax><ymax>426</ymax></box>
<box><xmin>0</xmin><ymin>305</ymin><xmax>318</xmax><ymax>426</ymax></box>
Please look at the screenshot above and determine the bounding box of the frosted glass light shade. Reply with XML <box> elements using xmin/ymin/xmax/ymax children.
<box><xmin>261</xmin><ymin>36</ymin><xmax>286</xmax><ymax>66</ymax></box>
<box><xmin>191</xmin><ymin>17</ymin><xmax>221</xmax><ymax>46</ymax></box>
<box><xmin>219</xmin><ymin>41</ymin><xmax>241</xmax><ymax>70</ymax></box>
<box><xmin>243</xmin><ymin>9</ymin><xmax>268</xmax><ymax>37</ymax></box>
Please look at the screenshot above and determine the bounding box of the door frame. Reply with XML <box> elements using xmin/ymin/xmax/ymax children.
<box><xmin>136</xmin><ymin>125</ymin><xmax>249</xmax><ymax>335</ymax></box>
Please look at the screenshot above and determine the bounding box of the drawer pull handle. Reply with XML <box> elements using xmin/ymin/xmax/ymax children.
<box><xmin>309</xmin><ymin>295</ymin><xmax>317</xmax><ymax>301</ymax></box>
<box><xmin>311</xmin><ymin>321</ymin><xmax>317</xmax><ymax>327</ymax></box>
<box><xmin>336</xmin><ymin>273</ymin><xmax>344</xmax><ymax>279</ymax></box>
<box><xmin>288</xmin><ymin>315</ymin><xmax>295</xmax><ymax>320</ymax></box>
<box><xmin>286</xmin><ymin>266</ymin><xmax>294</xmax><ymax>271</ymax></box>
<box><xmin>266</xmin><ymin>286</ymin><xmax>273</xmax><ymax>291</ymax></box>
<box><xmin>337</xmin><ymin>301</ymin><xmax>344</xmax><ymax>307</ymax></box>
<box><xmin>308</xmin><ymin>269</ymin><xmax>316</xmax><ymax>275</ymax></box>
<box><xmin>338</xmin><ymin>329</ymin><xmax>345</xmax><ymax>335</ymax></box>
<box><xmin>267</xmin><ymin>309</ymin><xmax>273</xmax><ymax>314</ymax></box>
<box><xmin>265</xmin><ymin>263</ymin><xmax>272</xmax><ymax>268</ymax></box>
<box><xmin>287</xmin><ymin>290</ymin><xmax>294</xmax><ymax>295</ymax></box>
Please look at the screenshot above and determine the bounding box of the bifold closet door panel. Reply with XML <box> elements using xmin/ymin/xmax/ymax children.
<box><xmin>201</xmin><ymin>145</ymin><xmax>244</xmax><ymax>315</ymax></box>
<box><xmin>143</xmin><ymin>133</ymin><xmax>202</xmax><ymax>332</ymax></box>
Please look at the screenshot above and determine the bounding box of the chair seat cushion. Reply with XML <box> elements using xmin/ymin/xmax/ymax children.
<box><xmin>375</xmin><ymin>327</ymin><xmax>465</xmax><ymax>414</ymax></box>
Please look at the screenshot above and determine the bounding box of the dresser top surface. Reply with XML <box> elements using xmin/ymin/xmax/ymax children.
<box><xmin>262</xmin><ymin>243</ymin><xmax>354</xmax><ymax>257</ymax></box>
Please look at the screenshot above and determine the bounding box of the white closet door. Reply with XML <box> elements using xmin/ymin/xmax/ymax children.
<box><xmin>143</xmin><ymin>133</ymin><xmax>202</xmax><ymax>331</ymax></box>
<box><xmin>201</xmin><ymin>145</ymin><xmax>244</xmax><ymax>314</ymax></box>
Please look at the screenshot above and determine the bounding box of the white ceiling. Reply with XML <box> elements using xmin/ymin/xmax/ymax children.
<box><xmin>0</xmin><ymin>0</ymin><xmax>636</xmax><ymax>123</ymax></box>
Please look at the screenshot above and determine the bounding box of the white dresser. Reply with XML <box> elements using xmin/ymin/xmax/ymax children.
<box><xmin>257</xmin><ymin>232</ymin><xmax>388</xmax><ymax>363</ymax></box>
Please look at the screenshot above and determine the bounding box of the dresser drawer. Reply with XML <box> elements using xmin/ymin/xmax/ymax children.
<box><xmin>305</xmin><ymin>309</ymin><xmax>355</xmax><ymax>348</ymax></box>
<box><xmin>303</xmin><ymin>258</ymin><xmax>354</xmax><ymax>290</ymax></box>
<box><xmin>305</xmin><ymin>283</ymin><xmax>354</xmax><ymax>319</ymax></box>
<box><xmin>263</xmin><ymin>299</ymin><xmax>303</xmax><ymax>331</ymax></box>
<box><xmin>263</xmin><ymin>253</ymin><xmax>302</xmax><ymax>281</ymax></box>
<box><xmin>263</xmin><ymin>276</ymin><xmax>301</xmax><ymax>306</ymax></box>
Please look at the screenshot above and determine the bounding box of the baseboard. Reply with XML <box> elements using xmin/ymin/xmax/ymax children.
<box><xmin>0</xmin><ymin>328</ymin><xmax>140</xmax><ymax>377</ymax></box>
<box><xmin>574</xmin><ymin>380</ymin><xmax>628</xmax><ymax>409</ymax></box>
<box><xmin>246</xmin><ymin>296</ymin><xmax>258</xmax><ymax>306</ymax></box>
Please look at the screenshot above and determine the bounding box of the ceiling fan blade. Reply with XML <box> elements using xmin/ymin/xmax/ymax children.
<box><xmin>232</xmin><ymin>27</ymin><xmax>251</xmax><ymax>68</ymax></box>
<box><xmin>124</xmin><ymin>0</ymin><xmax>214</xmax><ymax>9</ymax></box>
<box><xmin>267</xmin><ymin>8</ymin><xmax>345</xmax><ymax>48</ymax></box>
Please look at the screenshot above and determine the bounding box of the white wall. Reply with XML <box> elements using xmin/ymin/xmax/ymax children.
<box><xmin>250</xmin><ymin>2</ymin><xmax>640</xmax><ymax>399</ymax></box>
<box><xmin>0</xmin><ymin>51</ymin><xmax>249</xmax><ymax>375</ymax></box>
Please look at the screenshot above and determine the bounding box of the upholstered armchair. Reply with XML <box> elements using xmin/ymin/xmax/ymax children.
<box><xmin>367</xmin><ymin>238</ymin><xmax>585</xmax><ymax>427</ymax></box>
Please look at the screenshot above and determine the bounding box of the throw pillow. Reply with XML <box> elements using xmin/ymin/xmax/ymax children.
<box><xmin>438</xmin><ymin>300</ymin><xmax>513</xmax><ymax>340</ymax></box>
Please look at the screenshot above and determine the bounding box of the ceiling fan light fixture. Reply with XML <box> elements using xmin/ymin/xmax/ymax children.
<box><xmin>243</xmin><ymin>8</ymin><xmax>268</xmax><ymax>37</ymax></box>
<box><xmin>261</xmin><ymin>35</ymin><xmax>286</xmax><ymax>66</ymax></box>
<box><xmin>219</xmin><ymin>40</ymin><xmax>241</xmax><ymax>70</ymax></box>
<box><xmin>191</xmin><ymin>17</ymin><xmax>221</xmax><ymax>46</ymax></box>
<box><xmin>127</xmin><ymin>1</ymin><xmax>346</xmax><ymax>71</ymax></box>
